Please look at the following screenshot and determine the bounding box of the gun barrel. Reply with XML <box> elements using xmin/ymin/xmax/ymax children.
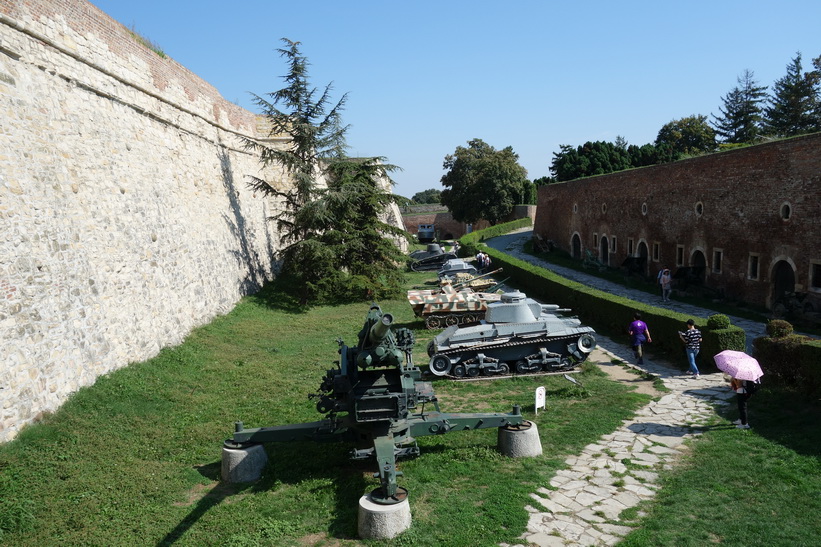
<box><xmin>369</xmin><ymin>313</ymin><xmax>393</xmax><ymax>343</ymax></box>
<box><xmin>452</xmin><ymin>267</ymin><xmax>503</xmax><ymax>288</ymax></box>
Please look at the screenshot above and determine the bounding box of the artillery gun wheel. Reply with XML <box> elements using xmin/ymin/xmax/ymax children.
<box><xmin>426</xmin><ymin>339</ymin><xmax>436</xmax><ymax>357</ymax></box>
<box><xmin>452</xmin><ymin>364</ymin><xmax>467</xmax><ymax>377</ymax></box>
<box><xmin>515</xmin><ymin>360</ymin><xmax>528</xmax><ymax>374</ymax></box>
<box><xmin>425</xmin><ymin>316</ymin><xmax>442</xmax><ymax>329</ymax></box>
<box><xmin>497</xmin><ymin>363</ymin><xmax>510</xmax><ymax>375</ymax></box>
<box><xmin>430</xmin><ymin>354</ymin><xmax>452</xmax><ymax>376</ymax></box>
<box><xmin>445</xmin><ymin>315</ymin><xmax>459</xmax><ymax>327</ymax></box>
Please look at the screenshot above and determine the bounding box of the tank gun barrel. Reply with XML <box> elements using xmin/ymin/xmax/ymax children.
<box><xmin>452</xmin><ymin>268</ymin><xmax>503</xmax><ymax>289</ymax></box>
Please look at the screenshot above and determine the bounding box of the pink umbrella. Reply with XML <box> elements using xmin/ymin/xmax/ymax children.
<box><xmin>713</xmin><ymin>350</ymin><xmax>764</xmax><ymax>381</ymax></box>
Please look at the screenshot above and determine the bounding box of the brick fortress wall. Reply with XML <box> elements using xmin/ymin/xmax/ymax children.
<box><xmin>0</xmin><ymin>0</ymin><xmax>288</xmax><ymax>441</ymax></box>
<box><xmin>533</xmin><ymin>133</ymin><xmax>821</xmax><ymax>310</ymax></box>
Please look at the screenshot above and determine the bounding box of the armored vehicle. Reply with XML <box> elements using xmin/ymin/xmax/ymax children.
<box><xmin>409</xmin><ymin>243</ymin><xmax>457</xmax><ymax>271</ymax></box>
<box><xmin>427</xmin><ymin>291</ymin><xmax>597</xmax><ymax>377</ymax></box>
<box><xmin>437</xmin><ymin>258</ymin><xmax>478</xmax><ymax>281</ymax></box>
<box><xmin>407</xmin><ymin>278</ymin><xmax>503</xmax><ymax>329</ymax></box>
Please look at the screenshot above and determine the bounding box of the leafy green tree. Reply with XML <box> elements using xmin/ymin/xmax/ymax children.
<box><xmin>712</xmin><ymin>69</ymin><xmax>768</xmax><ymax>144</ymax></box>
<box><xmin>532</xmin><ymin>175</ymin><xmax>556</xmax><ymax>186</ymax></box>
<box><xmin>764</xmin><ymin>52</ymin><xmax>821</xmax><ymax>137</ymax></box>
<box><xmin>655</xmin><ymin>115</ymin><xmax>717</xmax><ymax>156</ymax></box>
<box><xmin>242</xmin><ymin>39</ymin><xmax>405</xmax><ymax>304</ymax></box>
<box><xmin>440</xmin><ymin>139</ymin><xmax>529</xmax><ymax>225</ymax></box>
<box><xmin>411</xmin><ymin>188</ymin><xmax>442</xmax><ymax>204</ymax></box>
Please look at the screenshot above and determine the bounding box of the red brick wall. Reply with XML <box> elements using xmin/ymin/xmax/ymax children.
<box><xmin>533</xmin><ymin>133</ymin><xmax>821</xmax><ymax>309</ymax></box>
<box><xmin>403</xmin><ymin>212</ymin><xmax>489</xmax><ymax>240</ymax></box>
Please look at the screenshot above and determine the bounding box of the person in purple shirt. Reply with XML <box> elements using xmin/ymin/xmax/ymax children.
<box><xmin>628</xmin><ymin>312</ymin><xmax>652</xmax><ymax>365</ymax></box>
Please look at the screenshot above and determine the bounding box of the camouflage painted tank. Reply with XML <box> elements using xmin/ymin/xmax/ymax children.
<box><xmin>407</xmin><ymin>280</ymin><xmax>503</xmax><ymax>329</ymax></box>
<box><xmin>451</xmin><ymin>268</ymin><xmax>503</xmax><ymax>292</ymax></box>
<box><xmin>426</xmin><ymin>291</ymin><xmax>597</xmax><ymax>377</ymax></box>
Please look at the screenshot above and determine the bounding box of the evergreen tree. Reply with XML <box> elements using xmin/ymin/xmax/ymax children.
<box><xmin>764</xmin><ymin>52</ymin><xmax>820</xmax><ymax>137</ymax></box>
<box><xmin>242</xmin><ymin>38</ymin><xmax>349</xmax><ymax>247</ymax></box>
<box><xmin>712</xmin><ymin>69</ymin><xmax>768</xmax><ymax>143</ymax></box>
<box><xmin>242</xmin><ymin>39</ymin><xmax>405</xmax><ymax>304</ymax></box>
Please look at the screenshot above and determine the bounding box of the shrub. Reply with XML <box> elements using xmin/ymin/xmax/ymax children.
<box><xmin>707</xmin><ymin>314</ymin><xmax>731</xmax><ymax>329</ymax></box>
<box><xmin>766</xmin><ymin>319</ymin><xmax>794</xmax><ymax>338</ymax></box>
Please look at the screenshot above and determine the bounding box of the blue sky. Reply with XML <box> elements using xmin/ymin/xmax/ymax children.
<box><xmin>90</xmin><ymin>0</ymin><xmax>821</xmax><ymax>199</ymax></box>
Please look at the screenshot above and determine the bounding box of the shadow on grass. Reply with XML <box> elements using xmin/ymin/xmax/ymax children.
<box><xmin>158</xmin><ymin>442</ymin><xmax>369</xmax><ymax>544</ymax></box>
<box><xmin>719</xmin><ymin>386</ymin><xmax>821</xmax><ymax>459</ymax></box>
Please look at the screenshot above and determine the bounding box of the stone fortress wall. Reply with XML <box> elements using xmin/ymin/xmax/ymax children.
<box><xmin>0</xmin><ymin>0</ymin><xmax>288</xmax><ymax>441</ymax></box>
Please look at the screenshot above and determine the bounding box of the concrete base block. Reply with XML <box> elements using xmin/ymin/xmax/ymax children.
<box><xmin>221</xmin><ymin>443</ymin><xmax>268</xmax><ymax>483</ymax></box>
<box><xmin>498</xmin><ymin>421</ymin><xmax>543</xmax><ymax>458</ymax></box>
<box><xmin>357</xmin><ymin>493</ymin><xmax>412</xmax><ymax>539</ymax></box>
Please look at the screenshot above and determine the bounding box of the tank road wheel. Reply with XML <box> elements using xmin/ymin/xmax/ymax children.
<box><xmin>430</xmin><ymin>354</ymin><xmax>452</xmax><ymax>376</ymax></box>
<box><xmin>452</xmin><ymin>364</ymin><xmax>467</xmax><ymax>377</ymax></box>
<box><xmin>560</xmin><ymin>357</ymin><xmax>575</xmax><ymax>370</ymax></box>
<box><xmin>445</xmin><ymin>315</ymin><xmax>459</xmax><ymax>327</ymax></box>
<box><xmin>425</xmin><ymin>316</ymin><xmax>442</xmax><ymax>329</ymax></box>
<box><xmin>515</xmin><ymin>360</ymin><xmax>529</xmax><ymax>374</ymax></box>
<box><xmin>577</xmin><ymin>334</ymin><xmax>596</xmax><ymax>353</ymax></box>
<box><xmin>426</xmin><ymin>340</ymin><xmax>436</xmax><ymax>358</ymax></box>
<box><xmin>467</xmin><ymin>366</ymin><xmax>480</xmax><ymax>377</ymax></box>
<box><xmin>463</xmin><ymin>314</ymin><xmax>477</xmax><ymax>325</ymax></box>
<box><xmin>497</xmin><ymin>363</ymin><xmax>510</xmax><ymax>376</ymax></box>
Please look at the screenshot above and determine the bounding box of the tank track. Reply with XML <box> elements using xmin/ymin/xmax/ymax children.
<box><xmin>433</xmin><ymin>332</ymin><xmax>585</xmax><ymax>378</ymax></box>
<box><xmin>423</xmin><ymin>312</ymin><xmax>484</xmax><ymax>329</ymax></box>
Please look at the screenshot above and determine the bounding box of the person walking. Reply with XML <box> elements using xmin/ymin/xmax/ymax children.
<box><xmin>656</xmin><ymin>266</ymin><xmax>666</xmax><ymax>298</ymax></box>
<box><xmin>661</xmin><ymin>268</ymin><xmax>672</xmax><ymax>302</ymax></box>
<box><xmin>678</xmin><ymin>319</ymin><xmax>702</xmax><ymax>378</ymax></box>
<box><xmin>730</xmin><ymin>376</ymin><xmax>760</xmax><ymax>429</ymax></box>
<box><xmin>628</xmin><ymin>312</ymin><xmax>652</xmax><ymax>365</ymax></box>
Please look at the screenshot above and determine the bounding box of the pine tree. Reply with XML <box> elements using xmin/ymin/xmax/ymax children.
<box><xmin>764</xmin><ymin>52</ymin><xmax>820</xmax><ymax>137</ymax></box>
<box><xmin>712</xmin><ymin>70</ymin><xmax>768</xmax><ymax>144</ymax></box>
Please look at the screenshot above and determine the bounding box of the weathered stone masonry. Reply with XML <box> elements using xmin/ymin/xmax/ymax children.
<box><xmin>0</xmin><ymin>0</ymin><xmax>288</xmax><ymax>441</ymax></box>
<box><xmin>534</xmin><ymin>134</ymin><xmax>821</xmax><ymax>311</ymax></box>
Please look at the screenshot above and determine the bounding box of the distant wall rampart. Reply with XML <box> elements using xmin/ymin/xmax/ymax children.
<box><xmin>0</xmin><ymin>0</ymin><xmax>286</xmax><ymax>441</ymax></box>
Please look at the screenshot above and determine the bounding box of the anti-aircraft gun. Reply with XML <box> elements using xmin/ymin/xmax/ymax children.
<box><xmin>224</xmin><ymin>304</ymin><xmax>524</xmax><ymax>505</ymax></box>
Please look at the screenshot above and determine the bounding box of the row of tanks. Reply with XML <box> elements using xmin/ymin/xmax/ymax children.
<box><xmin>406</xmin><ymin>269</ymin><xmax>504</xmax><ymax>329</ymax></box>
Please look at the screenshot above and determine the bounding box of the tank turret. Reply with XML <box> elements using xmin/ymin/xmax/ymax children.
<box><xmin>427</xmin><ymin>291</ymin><xmax>597</xmax><ymax>377</ymax></box>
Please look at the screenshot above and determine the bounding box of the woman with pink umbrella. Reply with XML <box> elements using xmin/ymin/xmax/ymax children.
<box><xmin>714</xmin><ymin>350</ymin><xmax>763</xmax><ymax>429</ymax></box>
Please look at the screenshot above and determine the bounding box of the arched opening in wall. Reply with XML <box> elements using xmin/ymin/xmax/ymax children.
<box><xmin>571</xmin><ymin>233</ymin><xmax>581</xmax><ymax>259</ymax></box>
<box><xmin>691</xmin><ymin>250</ymin><xmax>707</xmax><ymax>284</ymax></box>
<box><xmin>771</xmin><ymin>260</ymin><xmax>796</xmax><ymax>314</ymax></box>
<box><xmin>637</xmin><ymin>241</ymin><xmax>649</xmax><ymax>275</ymax></box>
<box><xmin>599</xmin><ymin>236</ymin><xmax>609</xmax><ymax>266</ymax></box>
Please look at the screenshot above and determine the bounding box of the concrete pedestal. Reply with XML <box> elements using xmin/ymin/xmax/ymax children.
<box><xmin>221</xmin><ymin>443</ymin><xmax>268</xmax><ymax>483</ymax></box>
<box><xmin>498</xmin><ymin>421</ymin><xmax>542</xmax><ymax>458</ymax></box>
<box><xmin>357</xmin><ymin>493</ymin><xmax>412</xmax><ymax>539</ymax></box>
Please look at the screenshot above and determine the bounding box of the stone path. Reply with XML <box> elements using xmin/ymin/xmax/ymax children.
<box><xmin>484</xmin><ymin>230</ymin><xmax>745</xmax><ymax>546</ymax></box>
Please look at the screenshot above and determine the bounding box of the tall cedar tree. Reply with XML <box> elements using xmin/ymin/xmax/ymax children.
<box><xmin>242</xmin><ymin>38</ymin><xmax>349</xmax><ymax>247</ymax></box>
<box><xmin>712</xmin><ymin>69</ymin><xmax>768</xmax><ymax>144</ymax></box>
<box><xmin>242</xmin><ymin>39</ymin><xmax>405</xmax><ymax>304</ymax></box>
<box><xmin>440</xmin><ymin>139</ymin><xmax>529</xmax><ymax>225</ymax></box>
<box><xmin>764</xmin><ymin>52</ymin><xmax>821</xmax><ymax>137</ymax></box>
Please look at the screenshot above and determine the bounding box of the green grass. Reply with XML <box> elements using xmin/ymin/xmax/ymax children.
<box><xmin>1</xmin><ymin>272</ymin><xmax>819</xmax><ymax>545</ymax></box>
<box><xmin>620</xmin><ymin>386</ymin><xmax>821</xmax><ymax>546</ymax></box>
<box><xmin>0</xmin><ymin>273</ymin><xmax>648</xmax><ymax>546</ymax></box>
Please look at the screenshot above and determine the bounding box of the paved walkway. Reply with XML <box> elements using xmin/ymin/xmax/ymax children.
<box><xmin>485</xmin><ymin>230</ymin><xmax>746</xmax><ymax>546</ymax></box>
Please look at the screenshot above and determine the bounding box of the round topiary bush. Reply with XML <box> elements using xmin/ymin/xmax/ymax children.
<box><xmin>766</xmin><ymin>319</ymin><xmax>794</xmax><ymax>338</ymax></box>
<box><xmin>707</xmin><ymin>313</ymin><xmax>731</xmax><ymax>329</ymax></box>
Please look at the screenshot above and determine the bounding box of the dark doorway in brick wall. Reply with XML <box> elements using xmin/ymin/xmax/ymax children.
<box><xmin>571</xmin><ymin>234</ymin><xmax>581</xmax><ymax>259</ymax></box>
<box><xmin>772</xmin><ymin>260</ymin><xmax>796</xmax><ymax>304</ymax></box>
<box><xmin>600</xmin><ymin>236</ymin><xmax>609</xmax><ymax>266</ymax></box>
<box><xmin>637</xmin><ymin>242</ymin><xmax>649</xmax><ymax>275</ymax></box>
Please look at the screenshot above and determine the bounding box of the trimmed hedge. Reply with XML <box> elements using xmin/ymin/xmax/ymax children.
<box><xmin>461</xmin><ymin>226</ymin><xmax>746</xmax><ymax>372</ymax></box>
<box><xmin>459</xmin><ymin>217</ymin><xmax>532</xmax><ymax>252</ymax></box>
<box><xmin>752</xmin><ymin>323</ymin><xmax>821</xmax><ymax>396</ymax></box>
